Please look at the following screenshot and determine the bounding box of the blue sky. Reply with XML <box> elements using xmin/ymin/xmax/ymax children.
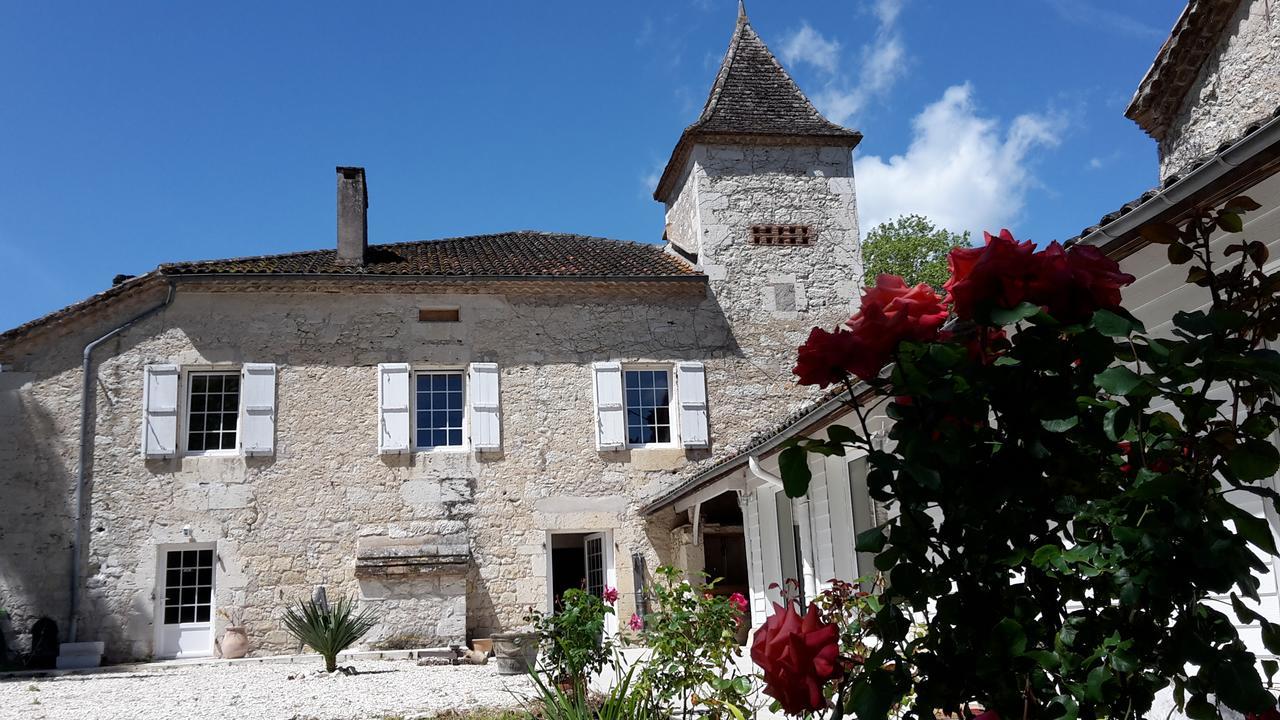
<box><xmin>0</xmin><ymin>1</ymin><xmax>1183</xmax><ymax>331</ymax></box>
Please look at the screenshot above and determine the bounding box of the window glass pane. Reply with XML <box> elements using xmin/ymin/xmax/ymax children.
<box><xmin>180</xmin><ymin>606</ymin><xmax>195</xmax><ymax>623</ymax></box>
<box><xmin>186</xmin><ymin>372</ymin><xmax>240</xmax><ymax>453</ymax></box>
<box><xmin>623</xmin><ymin>369</ymin><xmax>673</xmax><ymax>445</ymax></box>
<box><xmin>164</xmin><ymin>607</ymin><xmax>179</xmax><ymax>624</ymax></box>
<box><xmin>182</xmin><ymin>550</ymin><xmax>196</xmax><ymax>567</ymax></box>
<box><xmin>414</xmin><ymin>372</ymin><xmax>465</xmax><ymax>448</ymax></box>
<box><xmin>196</xmin><ymin>606</ymin><xmax>211</xmax><ymax>623</ymax></box>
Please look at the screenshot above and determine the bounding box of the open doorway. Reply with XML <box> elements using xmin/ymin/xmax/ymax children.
<box><xmin>546</xmin><ymin>531</ymin><xmax>616</xmax><ymax>631</ymax></box>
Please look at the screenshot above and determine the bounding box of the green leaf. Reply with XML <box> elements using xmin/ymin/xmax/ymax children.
<box><xmin>990</xmin><ymin>301</ymin><xmax>1043</xmax><ymax>326</ymax></box>
<box><xmin>1095</xmin><ymin>366</ymin><xmax>1144</xmax><ymax>396</ymax></box>
<box><xmin>856</xmin><ymin>526</ymin><xmax>887</xmax><ymax>554</ymax></box>
<box><xmin>1228</xmin><ymin>440</ymin><xmax>1280</xmax><ymax>481</ymax></box>
<box><xmin>1091</xmin><ymin>309</ymin><xmax>1142</xmax><ymax>337</ymax></box>
<box><xmin>1103</xmin><ymin>405</ymin><xmax>1130</xmax><ymax>442</ymax></box>
<box><xmin>1168</xmin><ymin>242</ymin><xmax>1195</xmax><ymax>264</ymax></box>
<box><xmin>1217</xmin><ymin>211</ymin><xmax>1244</xmax><ymax>233</ymax></box>
<box><xmin>1263</xmin><ymin>658</ymin><xmax>1278</xmax><ymax>685</ymax></box>
<box><xmin>1086</xmin><ymin>665</ymin><xmax>1111</xmax><ymax>702</ymax></box>
<box><xmin>1041</xmin><ymin>416</ymin><xmax>1080</xmax><ymax>432</ymax></box>
<box><xmin>826</xmin><ymin>424</ymin><xmax>860</xmax><ymax>448</ymax></box>
<box><xmin>778</xmin><ymin>446</ymin><xmax>812</xmax><ymax>498</ymax></box>
<box><xmin>992</xmin><ymin>617</ymin><xmax>1027</xmax><ymax>656</ymax></box>
<box><xmin>1226</xmin><ymin>503</ymin><xmax>1279</xmax><ymax>555</ymax></box>
<box><xmin>1226</xmin><ymin>195</ymin><xmax>1262</xmax><ymax>212</ymax></box>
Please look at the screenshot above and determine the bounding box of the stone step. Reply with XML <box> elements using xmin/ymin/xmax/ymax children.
<box><xmin>55</xmin><ymin>641</ymin><xmax>104</xmax><ymax>670</ymax></box>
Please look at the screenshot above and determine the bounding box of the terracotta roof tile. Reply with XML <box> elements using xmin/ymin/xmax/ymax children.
<box><xmin>160</xmin><ymin>231</ymin><xmax>698</xmax><ymax>278</ymax></box>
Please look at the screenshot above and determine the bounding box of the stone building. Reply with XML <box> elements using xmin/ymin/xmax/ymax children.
<box><xmin>0</xmin><ymin>7</ymin><xmax>864</xmax><ymax>663</ymax></box>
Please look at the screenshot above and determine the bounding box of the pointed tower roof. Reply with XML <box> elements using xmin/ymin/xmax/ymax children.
<box><xmin>653</xmin><ymin>8</ymin><xmax>861</xmax><ymax>201</ymax></box>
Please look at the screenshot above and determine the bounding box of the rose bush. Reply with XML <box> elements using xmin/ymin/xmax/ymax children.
<box><xmin>634</xmin><ymin>566</ymin><xmax>754</xmax><ymax>720</ymax></box>
<box><xmin>778</xmin><ymin>202</ymin><xmax>1280</xmax><ymax>720</ymax></box>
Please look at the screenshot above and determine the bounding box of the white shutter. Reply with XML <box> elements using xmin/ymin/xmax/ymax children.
<box><xmin>468</xmin><ymin>362</ymin><xmax>501</xmax><ymax>451</ymax></box>
<box><xmin>808</xmin><ymin>460</ymin><xmax>836</xmax><ymax>589</ymax></box>
<box><xmin>592</xmin><ymin>361</ymin><xmax>625</xmax><ymax>450</ymax></box>
<box><xmin>378</xmin><ymin>363</ymin><xmax>411</xmax><ymax>454</ymax></box>
<box><xmin>825</xmin><ymin>454</ymin><xmax>859</xmax><ymax>583</ymax></box>
<box><xmin>239</xmin><ymin>363</ymin><xmax>276</xmax><ymax>456</ymax></box>
<box><xmin>743</xmin><ymin>491</ymin><xmax>769</xmax><ymax>627</ymax></box>
<box><xmin>141</xmin><ymin>364</ymin><xmax>179</xmax><ymax>458</ymax></box>
<box><xmin>675</xmin><ymin>361</ymin><xmax>709</xmax><ymax>448</ymax></box>
<box><xmin>756</xmin><ymin>486</ymin><xmax>785</xmax><ymax>607</ymax></box>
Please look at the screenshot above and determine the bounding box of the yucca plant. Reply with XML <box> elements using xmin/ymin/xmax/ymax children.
<box><xmin>281</xmin><ymin>595</ymin><xmax>378</xmax><ymax>673</ymax></box>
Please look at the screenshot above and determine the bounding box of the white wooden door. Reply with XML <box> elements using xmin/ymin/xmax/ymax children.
<box><xmin>156</xmin><ymin>544</ymin><xmax>216</xmax><ymax>658</ymax></box>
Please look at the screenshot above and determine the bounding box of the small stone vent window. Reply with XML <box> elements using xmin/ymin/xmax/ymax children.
<box><xmin>750</xmin><ymin>224</ymin><xmax>813</xmax><ymax>246</ymax></box>
<box><xmin>419</xmin><ymin>308</ymin><xmax>460</xmax><ymax>322</ymax></box>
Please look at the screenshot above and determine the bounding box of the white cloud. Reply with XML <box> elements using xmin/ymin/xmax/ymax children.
<box><xmin>779</xmin><ymin>1</ymin><xmax>908</xmax><ymax>126</ymax></box>
<box><xmin>872</xmin><ymin>0</ymin><xmax>904</xmax><ymax>27</ymax></box>
<box><xmin>854</xmin><ymin>84</ymin><xmax>1063</xmax><ymax>238</ymax></box>
<box><xmin>1044</xmin><ymin>0</ymin><xmax>1163</xmax><ymax>39</ymax></box>
<box><xmin>780</xmin><ymin>23</ymin><xmax>842</xmax><ymax>75</ymax></box>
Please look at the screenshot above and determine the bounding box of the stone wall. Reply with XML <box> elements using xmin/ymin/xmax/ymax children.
<box><xmin>1159</xmin><ymin>0</ymin><xmax>1280</xmax><ymax>181</ymax></box>
<box><xmin>0</xmin><ymin>274</ymin><xmax>844</xmax><ymax>661</ymax></box>
<box><xmin>666</xmin><ymin>142</ymin><xmax>862</xmax><ymax>326</ymax></box>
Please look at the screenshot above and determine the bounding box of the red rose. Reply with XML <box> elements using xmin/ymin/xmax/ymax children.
<box><xmin>794</xmin><ymin>275</ymin><xmax>948</xmax><ymax>386</ymax></box>
<box><xmin>1064</xmin><ymin>243</ymin><xmax>1134</xmax><ymax>312</ymax></box>
<box><xmin>946</xmin><ymin>230</ymin><xmax>1135</xmax><ymax>324</ymax></box>
<box><xmin>1028</xmin><ymin>242</ymin><xmax>1135</xmax><ymax>322</ymax></box>
<box><xmin>945</xmin><ymin>230</ymin><xmax>1038</xmax><ymax>320</ymax></box>
<box><xmin>794</xmin><ymin>327</ymin><xmax>861</xmax><ymax>388</ymax></box>
<box><xmin>750</xmin><ymin>602</ymin><xmax>842</xmax><ymax>714</ymax></box>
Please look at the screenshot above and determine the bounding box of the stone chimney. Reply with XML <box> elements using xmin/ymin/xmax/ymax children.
<box><xmin>336</xmin><ymin>166</ymin><xmax>368</xmax><ymax>266</ymax></box>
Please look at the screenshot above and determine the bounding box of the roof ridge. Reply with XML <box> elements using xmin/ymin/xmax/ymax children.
<box><xmin>158</xmin><ymin>230</ymin><xmax>660</xmax><ymax>271</ymax></box>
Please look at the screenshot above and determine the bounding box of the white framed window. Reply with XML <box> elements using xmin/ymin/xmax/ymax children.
<box><xmin>414</xmin><ymin>370</ymin><xmax>465</xmax><ymax>450</ymax></box>
<box><xmin>184</xmin><ymin>371</ymin><xmax>241</xmax><ymax>454</ymax></box>
<box><xmin>623</xmin><ymin>367</ymin><xmax>676</xmax><ymax>447</ymax></box>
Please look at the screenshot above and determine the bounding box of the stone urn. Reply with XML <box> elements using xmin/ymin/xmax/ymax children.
<box><xmin>220</xmin><ymin>627</ymin><xmax>249</xmax><ymax>659</ymax></box>
<box><xmin>491</xmin><ymin>632</ymin><xmax>538</xmax><ymax>675</ymax></box>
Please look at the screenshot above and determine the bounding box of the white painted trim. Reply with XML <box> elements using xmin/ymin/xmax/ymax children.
<box><xmin>153</xmin><ymin>541</ymin><xmax>217</xmax><ymax>660</ymax></box>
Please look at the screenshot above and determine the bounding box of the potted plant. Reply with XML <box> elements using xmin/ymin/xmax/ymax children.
<box><xmin>217</xmin><ymin>608</ymin><xmax>249</xmax><ymax>659</ymax></box>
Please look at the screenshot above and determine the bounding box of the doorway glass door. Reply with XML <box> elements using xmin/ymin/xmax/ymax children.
<box><xmin>157</xmin><ymin>545</ymin><xmax>215</xmax><ymax>658</ymax></box>
<box><xmin>584</xmin><ymin>533</ymin><xmax>606</xmax><ymax>598</ymax></box>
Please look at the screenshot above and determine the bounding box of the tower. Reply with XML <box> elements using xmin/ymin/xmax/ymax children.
<box><xmin>655</xmin><ymin>6</ymin><xmax>863</xmax><ymax>326</ymax></box>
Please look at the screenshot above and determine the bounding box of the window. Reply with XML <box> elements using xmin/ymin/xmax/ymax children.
<box><xmin>415</xmin><ymin>371</ymin><xmax>464</xmax><ymax>449</ymax></box>
<box><xmin>624</xmin><ymin>369</ymin><xmax>673</xmax><ymax>445</ymax></box>
<box><xmin>163</xmin><ymin>548</ymin><xmax>213</xmax><ymax>624</ymax></box>
<box><xmin>186</xmin><ymin>372</ymin><xmax>240</xmax><ymax>452</ymax></box>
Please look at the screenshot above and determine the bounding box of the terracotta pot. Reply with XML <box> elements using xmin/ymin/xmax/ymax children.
<box><xmin>491</xmin><ymin>632</ymin><xmax>538</xmax><ymax>675</ymax></box>
<box><xmin>470</xmin><ymin>638</ymin><xmax>493</xmax><ymax>656</ymax></box>
<box><xmin>220</xmin><ymin>627</ymin><xmax>249</xmax><ymax>659</ymax></box>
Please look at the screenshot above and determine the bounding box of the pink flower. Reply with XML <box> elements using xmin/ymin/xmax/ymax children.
<box><xmin>729</xmin><ymin>592</ymin><xmax>749</xmax><ymax>615</ymax></box>
<box><xmin>628</xmin><ymin>613</ymin><xmax>644</xmax><ymax>631</ymax></box>
<box><xmin>602</xmin><ymin>586</ymin><xmax>619</xmax><ymax>604</ymax></box>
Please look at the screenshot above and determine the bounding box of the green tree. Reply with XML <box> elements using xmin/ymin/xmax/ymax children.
<box><xmin>862</xmin><ymin>214</ymin><xmax>970</xmax><ymax>289</ymax></box>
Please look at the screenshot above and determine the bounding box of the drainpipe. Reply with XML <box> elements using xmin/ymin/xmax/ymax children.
<box><xmin>69</xmin><ymin>279</ymin><xmax>175</xmax><ymax>643</ymax></box>
<box><xmin>747</xmin><ymin>455</ymin><xmax>783</xmax><ymax>488</ymax></box>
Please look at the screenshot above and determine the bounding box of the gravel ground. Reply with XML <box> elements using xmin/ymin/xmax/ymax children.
<box><xmin>0</xmin><ymin>660</ymin><xmax>535</xmax><ymax>720</ymax></box>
